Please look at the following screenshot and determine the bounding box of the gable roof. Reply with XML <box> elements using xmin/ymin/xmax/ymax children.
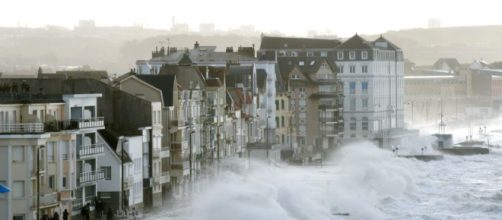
<box><xmin>260</xmin><ymin>35</ymin><xmax>341</xmax><ymax>50</ymax></box>
<box><xmin>98</xmin><ymin>129</ymin><xmax>133</xmax><ymax>163</ymax></box>
<box><xmin>135</xmin><ymin>74</ymin><xmax>176</xmax><ymax>106</ymax></box>
<box><xmin>277</xmin><ymin>57</ymin><xmax>337</xmax><ymax>88</ymax></box>
<box><xmin>159</xmin><ymin>65</ymin><xmax>206</xmax><ymax>90</ymax></box>
<box><xmin>433</xmin><ymin>58</ymin><xmax>461</xmax><ymax>70</ymax></box>
<box><xmin>336</xmin><ymin>34</ymin><xmax>374</xmax><ymax>50</ymax></box>
<box><xmin>226</xmin><ymin>65</ymin><xmax>253</xmax><ymax>88</ymax></box>
<box><xmin>372</xmin><ymin>35</ymin><xmax>401</xmax><ymax>50</ymax></box>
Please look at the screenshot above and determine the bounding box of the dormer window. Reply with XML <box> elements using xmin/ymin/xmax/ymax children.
<box><xmin>337</xmin><ymin>51</ymin><xmax>344</xmax><ymax>60</ymax></box>
<box><xmin>349</xmin><ymin>51</ymin><xmax>356</xmax><ymax>60</ymax></box>
<box><xmin>299</xmin><ymin>61</ymin><xmax>305</xmax><ymax>66</ymax></box>
<box><xmin>362</xmin><ymin>51</ymin><xmax>368</xmax><ymax>60</ymax></box>
<box><xmin>307</xmin><ymin>51</ymin><xmax>314</xmax><ymax>57</ymax></box>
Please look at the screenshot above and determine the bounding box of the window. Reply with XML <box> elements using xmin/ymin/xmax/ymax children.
<box><xmin>362</xmin><ymin>82</ymin><xmax>368</xmax><ymax>94</ymax></box>
<box><xmin>12</xmin><ymin>146</ymin><xmax>24</xmax><ymax>162</ymax></box>
<box><xmin>362</xmin><ymin>98</ymin><xmax>368</xmax><ymax>109</ymax></box>
<box><xmin>362</xmin><ymin>117</ymin><xmax>369</xmax><ymax>131</ymax></box>
<box><xmin>362</xmin><ymin>65</ymin><xmax>368</xmax><ymax>73</ymax></box>
<box><xmin>281</xmin><ymin>100</ymin><xmax>285</xmax><ymax>110</ymax></box>
<box><xmin>281</xmin><ymin>116</ymin><xmax>285</xmax><ymax>127</ymax></box>
<box><xmin>320</xmin><ymin>51</ymin><xmax>328</xmax><ymax>57</ymax></box>
<box><xmin>13</xmin><ymin>181</ymin><xmax>24</xmax><ymax>198</ymax></box>
<box><xmin>337</xmin><ymin>51</ymin><xmax>344</xmax><ymax>60</ymax></box>
<box><xmin>276</xmin><ymin>117</ymin><xmax>280</xmax><ymax>127</ymax></box>
<box><xmin>307</xmin><ymin>51</ymin><xmax>314</xmax><ymax>57</ymax></box>
<box><xmin>275</xmin><ymin>100</ymin><xmax>279</xmax><ymax>110</ymax></box>
<box><xmin>13</xmin><ymin>215</ymin><xmax>25</xmax><ymax>220</ymax></box>
<box><xmin>47</xmin><ymin>143</ymin><xmax>54</xmax><ymax>162</ymax></box>
<box><xmin>103</xmin><ymin>166</ymin><xmax>112</xmax><ymax>180</ymax></box>
<box><xmin>62</xmin><ymin>176</ymin><xmax>67</xmax><ymax>188</ymax></box>
<box><xmin>349</xmin><ymin>82</ymin><xmax>356</xmax><ymax>94</ymax></box>
<box><xmin>349</xmin><ymin>65</ymin><xmax>356</xmax><ymax>73</ymax></box>
<box><xmin>362</xmin><ymin>51</ymin><xmax>368</xmax><ymax>60</ymax></box>
<box><xmin>350</xmin><ymin>98</ymin><xmax>356</xmax><ymax>111</ymax></box>
<box><xmin>49</xmin><ymin>175</ymin><xmax>55</xmax><ymax>189</ymax></box>
<box><xmin>337</xmin><ymin>65</ymin><xmax>344</xmax><ymax>73</ymax></box>
<box><xmin>299</xmin><ymin>61</ymin><xmax>304</xmax><ymax>66</ymax></box>
<box><xmin>350</xmin><ymin>118</ymin><xmax>356</xmax><ymax>130</ymax></box>
<box><xmin>349</xmin><ymin>51</ymin><xmax>356</xmax><ymax>60</ymax></box>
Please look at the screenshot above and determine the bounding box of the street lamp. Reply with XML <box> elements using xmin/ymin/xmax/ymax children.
<box><xmin>36</xmin><ymin>145</ymin><xmax>45</xmax><ymax>220</ymax></box>
<box><xmin>120</xmin><ymin>138</ymin><xmax>128</xmax><ymax>213</ymax></box>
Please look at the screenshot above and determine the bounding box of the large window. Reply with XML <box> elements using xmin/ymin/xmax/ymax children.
<box><xmin>362</xmin><ymin>65</ymin><xmax>368</xmax><ymax>73</ymax></box>
<box><xmin>362</xmin><ymin>117</ymin><xmax>369</xmax><ymax>131</ymax></box>
<box><xmin>337</xmin><ymin>51</ymin><xmax>344</xmax><ymax>60</ymax></box>
<box><xmin>362</xmin><ymin>98</ymin><xmax>368</xmax><ymax>110</ymax></box>
<box><xmin>349</xmin><ymin>65</ymin><xmax>356</xmax><ymax>73</ymax></box>
<box><xmin>362</xmin><ymin>51</ymin><xmax>368</xmax><ymax>60</ymax></box>
<box><xmin>350</xmin><ymin>118</ymin><xmax>357</xmax><ymax>131</ymax></box>
<box><xmin>349</xmin><ymin>51</ymin><xmax>356</xmax><ymax>60</ymax></box>
<box><xmin>337</xmin><ymin>65</ymin><xmax>344</xmax><ymax>73</ymax></box>
<box><xmin>362</xmin><ymin>82</ymin><xmax>368</xmax><ymax>94</ymax></box>
<box><xmin>102</xmin><ymin>166</ymin><xmax>112</xmax><ymax>180</ymax></box>
<box><xmin>350</xmin><ymin>98</ymin><xmax>356</xmax><ymax>111</ymax></box>
<box><xmin>349</xmin><ymin>82</ymin><xmax>356</xmax><ymax>94</ymax></box>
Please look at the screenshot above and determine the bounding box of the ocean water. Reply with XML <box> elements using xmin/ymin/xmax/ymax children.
<box><xmin>148</xmin><ymin>141</ymin><xmax>502</xmax><ymax>220</ymax></box>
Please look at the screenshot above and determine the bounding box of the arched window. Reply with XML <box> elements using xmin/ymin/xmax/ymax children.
<box><xmin>350</xmin><ymin>117</ymin><xmax>356</xmax><ymax>130</ymax></box>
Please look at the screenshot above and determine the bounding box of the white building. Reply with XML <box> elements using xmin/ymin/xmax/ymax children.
<box><xmin>335</xmin><ymin>35</ymin><xmax>405</xmax><ymax>140</ymax></box>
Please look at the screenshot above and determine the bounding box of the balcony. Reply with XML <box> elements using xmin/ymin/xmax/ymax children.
<box><xmin>78</xmin><ymin>143</ymin><xmax>104</xmax><ymax>158</ymax></box>
<box><xmin>160</xmin><ymin>147</ymin><xmax>170</xmax><ymax>158</ymax></box>
<box><xmin>74</xmin><ymin>117</ymin><xmax>104</xmax><ymax>129</ymax></box>
<box><xmin>160</xmin><ymin>171</ymin><xmax>170</xmax><ymax>184</ymax></box>
<box><xmin>171</xmin><ymin>160</ymin><xmax>189</xmax><ymax>170</ymax></box>
<box><xmin>0</xmin><ymin>123</ymin><xmax>44</xmax><ymax>134</ymax></box>
<box><xmin>320</xmin><ymin>118</ymin><xmax>338</xmax><ymax>124</ymax></box>
<box><xmin>78</xmin><ymin>169</ymin><xmax>105</xmax><ymax>185</ymax></box>
<box><xmin>40</xmin><ymin>192</ymin><xmax>58</xmax><ymax>207</ymax></box>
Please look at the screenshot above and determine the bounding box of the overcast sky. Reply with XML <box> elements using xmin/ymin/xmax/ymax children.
<box><xmin>2</xmin><ymin>0</ymin><xmax>501</xmax><ymax>37</ymax></box>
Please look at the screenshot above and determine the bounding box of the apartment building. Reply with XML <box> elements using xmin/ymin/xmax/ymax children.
<box><xmin>0</xmin><ymin>92</ymin><xmax>104</xmax><ymax>220</ymax></box>
<box><xmin>335</xmin><ymin>35</ymin><xmax>405</xmax><ymax>140</ymax></box>
<box><xmin>277</xmin><ymin>57</ymin><xmax>343</xmax><ymax>159</ymax></box>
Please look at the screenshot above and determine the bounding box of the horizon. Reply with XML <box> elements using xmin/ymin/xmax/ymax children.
<box><xmin>2</xmin><ymin>0</ymin><xmax>502</xmax><ymax>38</ymax></box>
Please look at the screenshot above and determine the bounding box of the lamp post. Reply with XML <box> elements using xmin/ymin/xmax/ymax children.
<box><xmin>120</xmin><ymin>139</ymin><xmax>128</xmax><ymax>213</ymax></box>
<box><xmin>36</xmin><ymin>145</ymin><xmax>45</xmax><ymax>220</ymax></box>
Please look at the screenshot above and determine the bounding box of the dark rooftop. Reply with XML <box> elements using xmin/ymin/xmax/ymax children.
<box><xmin>135</xmin><ymin>74</ymin><xmax>176</xmax><ymax>106</ymax></box>
<box><xmin>260</xmin><ymin>35</ymin><xmax>341</xmax><ymax>50</ymax></box>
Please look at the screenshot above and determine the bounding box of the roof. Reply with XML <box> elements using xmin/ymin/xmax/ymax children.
<box><xmin>39</xmin><ymin>70</ymin><xmax>109</xmax><ymax>81</ymax></box>
<box><xmin>277</xmin><ymin>56</ymin><xmax>337</xmax><ymax>83</ymax></box>
<box><xmin>260</xmin><ymin>35</ymin><xmax>341</xmax><ymax>50</ymax></box>
<box><xmin>336</xmin><ymin>34</ymin><xmax>374</xmax><ymax>50</ymax></box>
<box><xmin>98</xmin><ymin>129</ymin><xmax>133</xmax><ymax>163</ymax></box>
<box><xmin>372</xmin><ymin>35</ymin><xmax>401</xmax><ymax>50</ymax></box>
<box><xmin>135</xmin><ymin>74</ymin><xmax>176</xmax><ymax>106</ymax></box>
<box><xmin>159</xmin><ymin>65</ymin><xmax>206</xmax><ymax>90</ymax></box>
<box><xmin>433</xmin><ymin>58</ymin><xmax>461</xmax><ymax>69</ymax></box>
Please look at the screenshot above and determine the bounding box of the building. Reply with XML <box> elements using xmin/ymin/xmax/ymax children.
<box><xmin>334</xmin><ymin>35</ymin><xmax>405</xmax><ymax>140</ymax></box>
<box><xmin>0</xmin><ymin>92</ymin><xmax>105</xmax><ymax>219</ymax></box>
<box><xmin>277</xmin><ymin>57</ymin><xmax>343</xmax><ymax>159</ymax></box>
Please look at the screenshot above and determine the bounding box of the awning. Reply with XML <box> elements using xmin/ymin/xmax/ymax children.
<box><xmin>0</xmin><ymin>183</ymin><xmax>11</xmax><ymax>193</ymax></box>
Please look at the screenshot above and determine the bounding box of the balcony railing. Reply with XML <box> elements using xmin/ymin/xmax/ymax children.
<box><xmin>78</xmin><ymin>143</ymin><xmax>104</xmax><ymax>158</ymax></box>
<box><xmin>74</xmin><ymin>117</ymin><xmax>104</xmax><ymax>129</ymax></box>
<box><xmin>160</xmin><ymin>147</ymin><xmax>170</xmax><ymax>158</ymax></box>
<box><xmin>320</xmin><ymin>118</ymin><xmax>338</xmax><ymax>124</ymax></box>
<box><xmin>171</xmin><ymin>161</ymin><xmax>189</xmax><ymax>170</ymax></box>
<box><xmin>159</xmin><ymin>172</ymin><xmax>170</xmax><ymax>184</ymax></box>
<box><xmin>0</xmin><ymin>123</ymin><xmax>44</xmax><ymax>134</ymax></box>
<box><xmin>78</xmin><ymin>169</ymin><xmax>105</xmax><ymax>185</ymax></box>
